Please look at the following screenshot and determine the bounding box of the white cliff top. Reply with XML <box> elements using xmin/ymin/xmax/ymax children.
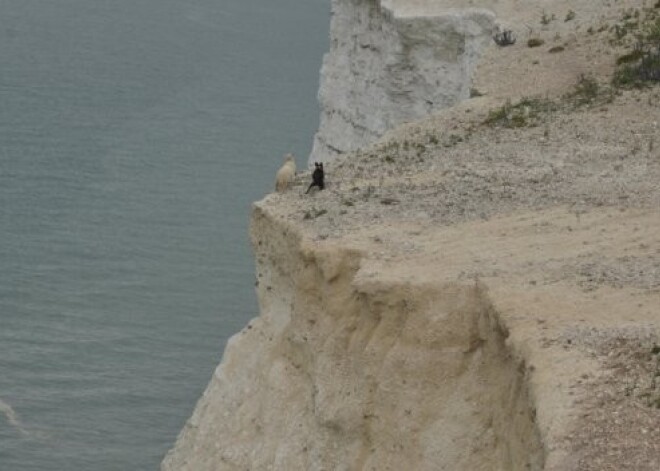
<box><xmin>381</xmin><ymin>0</ymin><xmax>494</xmax><ymax>16</ymax></box>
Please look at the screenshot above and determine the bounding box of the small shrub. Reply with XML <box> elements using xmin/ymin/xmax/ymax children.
<box><xmin>493</xmin><ymin>30</ymin><xmax>516</xmax><ymax>46</ymax></box>
<box><xmin>609</xmin><ymin>9</ymin><xmax>660</xmax><ymax>86</ymax></box>
<box><xmin>647</xmin><ymin>17</ymin><xmax>660</xmax><ymax>42</ymax></box>
<box><xmin>541</xmin><ymin>11</ymin><xmax>555</xmax><ymax>25</ymax></box>
<box><xmin>565</xmin><ymin>10</ymin><xmax>576</xmax><ymax>22</ymax></box>
<box><xmin>566</xmin><ymin>75</ymin><xmax>615</xmax><ymax>107</ymax></box>
<box><xmin>612</xmin><ymin>42</ymin><xmax>660</xmax><ymax>87</ymax></box>
<box><xmin>484</xmin><ymin>102</ymin><xmax>509</xmax><ymax>126</ymax></box>
<box><xmin>483</xmin><ymin>97</ymin><xmax>555</xmax><ymax>128</ymax></box>
<box><xmin>509</xmin><ymin>114</ymin><xmax>528</xmax><ymax>128</ymax></box>
<box><xmin>493</xmin><ymin>30</ymin><xmax>516</xmax><ymax>47</ymax></box>
<box><xmin>528</xmin><ymin>38</ymin><xmax>545</xmax><ymax>48</ymax></box>
<box><xmin>572</xmin><ymin>75</ymin><xmax>600</xmax><ymax>103</ymax></box>
<box><xmin>548</xmin><ymin>45</ymin><xmax>565</xmax><ymax>53</ymax></box>
<box><xmin>613</xmin><ymin>65</ymin><xmax>639</xmax><ymax>86</ymax></box>
<box><xmin>617</xmin><ymin>48</ymin><xmax>645</xmax><ymax>65</ymax></box>
<box><xmin>444</xmin><ymin>134</ymin><xmax>463</xmax><ymax>147</ymax></box>
<box><xmin>303</xmin><ymin>208</ymin><xmax>328</xmax><ymax>220</ymax></box>
<box><xmin>613</xmin><ymin>24</ymin><xmax>629</xmax><ymax>41</ymax></box>
<box><xmin>611</xmin><ymin>18</ymin><xmax>641</xmax><ymax>44</ymax></box>
<box><xmin>639</xmin><ymin>49</ymin><xmax>660</xmax><ymax>81</ymax></box>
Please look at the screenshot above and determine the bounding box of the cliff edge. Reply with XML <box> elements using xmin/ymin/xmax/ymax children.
<box><xmin>163</xmin><ymin>0</ymin><xmax>660</xmax><ymax>469</ymax></box>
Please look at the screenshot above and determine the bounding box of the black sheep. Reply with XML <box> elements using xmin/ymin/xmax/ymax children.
<box><xmin>306</xmin><ymin>162</ymin><xmax>325</xmax><ymax>193</ymax></box>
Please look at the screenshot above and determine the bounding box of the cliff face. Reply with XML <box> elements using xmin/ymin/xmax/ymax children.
<box><xmin>161</xmin><ymin>206</ymin><xmax>545</xmax><ymax>470</ymax></box>
<box><xmin>309</xmin><ymin>0</ymin><xmax>494</xmax><ymax>163</ymax></box>
<box><xmin>163</xmin><ymin>0</ymin><xmax>660</xmax><ymax>469</ymax></box>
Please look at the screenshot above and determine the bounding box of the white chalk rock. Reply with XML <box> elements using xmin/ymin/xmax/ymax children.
<box><xmin>309</xmin><ymin>0</ymin><xmax>495</xmax><ymax>164</ymax></box>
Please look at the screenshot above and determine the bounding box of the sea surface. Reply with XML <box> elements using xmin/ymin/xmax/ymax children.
<box><xmin>0</xmin><ymin>1</ymin><xmax>328</xmax><ymax>469</ymax></box>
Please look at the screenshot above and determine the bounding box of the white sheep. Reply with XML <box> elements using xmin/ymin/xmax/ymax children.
<box><xmin>275</xmin><ymin>153</ymin><xmax>296</xmax><ymax>192</ymax></box>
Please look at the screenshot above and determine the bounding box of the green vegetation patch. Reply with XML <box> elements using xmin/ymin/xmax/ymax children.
<box><xmin>541</xmin><ymin>11</ymin><xmax>556</xmax><ymax>25</ymax></box>
<box><xmin>616</xmin><ymin>48</ymin><xmax>645</xmax><ymax>65</ymax></box>
<box><xmin>527</xmin><ymin>38</ymin><xmax>545</xmax><ymax>48</ymax></box>
<box><xmin>565</xmin><ymin>74</ymin><xmax>613</xmax><ymax>107</ymax></box>
<box><xmin>612</xmin><ymin>9</ymin><xmax>660</xmax><ymax>87</ymax></box>
<box><xmin>483</xmin><ymin>97</ymin><xmax>556</xmax><ymax>128</ymax></box>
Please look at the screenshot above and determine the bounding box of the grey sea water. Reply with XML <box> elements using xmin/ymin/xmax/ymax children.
<box><xmin>0</xmin><ymin>1</ymin><xmax>328</xmax><ymax>469</ymax></box>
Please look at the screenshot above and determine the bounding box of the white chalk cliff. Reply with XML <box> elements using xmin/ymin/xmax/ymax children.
<box><xmin>163</xmin><ymin>0</ymin><xmax>660</xmax><ymax>469</ymax></box>
<box><xmin>309</xmin><ymin>0</ymin><xmax>494</xmax><ymax>163</ymax></box>
<box><xmin>161</xmin><ymin>207</ymin><xmax>546</xmax><ymax>470</ymax></box>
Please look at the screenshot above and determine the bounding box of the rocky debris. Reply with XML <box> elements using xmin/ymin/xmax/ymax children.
<box><xmin>562</xmin><ymin>334</ymin><xmax>660</xmax><ymax>471</ymax></box>
<box><xmin>571</xmin><ymin>257</ymin><xmax>660</xmax><ymax>291</ymax></box>
<box><xmin>282</xmin><ymin>88</ymin><xmax>660</xmax><ymax>247</ymax></box>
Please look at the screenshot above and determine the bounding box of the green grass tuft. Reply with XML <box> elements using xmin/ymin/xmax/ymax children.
<box><xmin>528</xmin><ymin>38</ymin><xmax>545</xmax><ymax>48</ymax></box>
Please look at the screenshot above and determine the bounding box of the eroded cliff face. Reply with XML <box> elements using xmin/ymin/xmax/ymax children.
<box><xmin>162</xmin><ymin>204</ymin><xmax>543</xmax><ymax>471</ymax></box>
<box><xmin>309</xmin><ymin>0</ymin><xmax>494</xmax><ymax>163</ymax></box>
<box><xmin>164</xmin><ymin>0</ymin><xmax>660</xmax><ymax>468</ymax></box>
